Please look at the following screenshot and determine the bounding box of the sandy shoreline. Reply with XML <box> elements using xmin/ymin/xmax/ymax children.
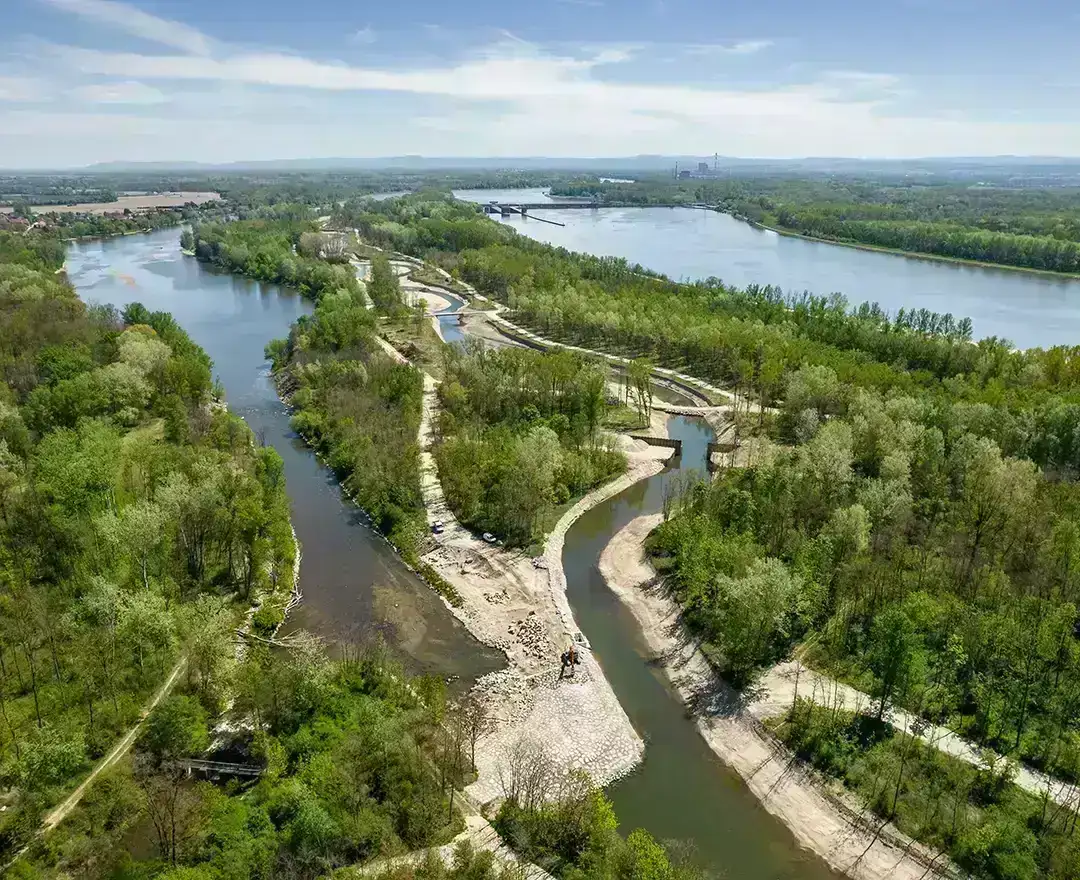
<box><xmin>598</xmin><ymin>514</ymin><xmax>950</xmax><ymax>880</ymax></box>
<box><xmin>416</xmin><ymin>369</ymin><xmax>674</xmax><ymax>804</ymax></box>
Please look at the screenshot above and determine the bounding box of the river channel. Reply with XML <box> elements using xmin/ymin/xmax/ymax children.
<box><xmin>563</xmin><ymin>416</ymin><xmax>839</xmax><ymax>878</ymax></box>
<box><xmin>70</xmin><ymin>226</ymin><xmax>837</xmax><ymax>878</ymax></box>
<box><xmin>65</xmin><ymin>228</ymin><xmax>502</xmax><ymax>682</ymax></box>
<box><xmin>455</xmin><ymin>187</ymin><xmax>1080</xmax><ymax>350</ymax></box>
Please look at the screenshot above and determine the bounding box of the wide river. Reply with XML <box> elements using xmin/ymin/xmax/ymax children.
<box><xmin>68</xmin><ymin>225</ymin><xmax>838</xmax><ymax>879</ymax></box>
<box><xmin>455</xmin><ymin>187</ymin><xmax>1080</xmax><ymax>350</ymax></box>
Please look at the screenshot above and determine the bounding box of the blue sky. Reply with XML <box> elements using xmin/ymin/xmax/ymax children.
<box><xmin>1</xmin><ymin>0</ymin><xmax>1078</xmax><ymax>167</ymax></box>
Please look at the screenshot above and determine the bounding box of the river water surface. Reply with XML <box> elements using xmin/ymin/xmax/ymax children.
<box><xmin>455</xmin><ymin>187</ymin><xmax>1080</xmax><ymax>350</ymax></box>
<box><xmin>69</xmin><ymin>224</ymin><xmax>846</xmax><ymax>879</ymax></box>
<box><xmin>66</xmin><ymin>229</ymin><xmax>502</xmax><ymax>682</ymax></box>
<box><xmin>564</xmin><ymin>417</ymin><xmax>839</xmax><ymax>878</ymax></box>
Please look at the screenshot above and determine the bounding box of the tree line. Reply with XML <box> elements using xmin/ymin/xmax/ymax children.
<box><xmin>332</xmin><ymin>193</ymin><xmax>1080</xmax><ymax>879</ymax></box>
<box><xmin>188</xmin><ymin>220</ymin><xmax>359</xmax><ymax>303</ymax></box>
<box><xmin>0</xmin><ymin>233</ymin><xmax>296</xmax><ymax>861</ymax></box>
<box><xmin>551</xmin><ymin>175</ymin><xmax>1080</xmax><ymax>274</ymax></box>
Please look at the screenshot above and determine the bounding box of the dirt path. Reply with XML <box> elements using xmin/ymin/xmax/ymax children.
<box><xmin>756</xmin><ymin>662</ymin><xmax>1080</xmax><ymax>810</ymax></box>
<box><xmin>42</xmin><ymin>659</ymin><xmax>187</xmax><ymax>831</ymax></box>
<box><xmin>598</xmin><ymin>515</ymin><xmax>949</xmax><ymax>880</ymax></box>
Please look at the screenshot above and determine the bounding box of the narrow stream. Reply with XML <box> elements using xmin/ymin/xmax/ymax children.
<box><xmin>563</xmin><ymin>416</ymin><xmax>839</xmax><ymax>879</ymax></box>
<box><xmin>66</xmin><ymin>228</ymin><xmax>502</xmax><ymax>682</ymax></box>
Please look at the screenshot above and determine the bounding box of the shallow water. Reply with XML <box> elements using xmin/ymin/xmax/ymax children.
<box><xmin>66</xmin><ymin>228</ymin><xmax>502</xmax><ymax>682</ymax></box>
<box><xmin>562</xmin><ymin>417</ymin><xmax>840</xmax><ymax>878</ymax></box>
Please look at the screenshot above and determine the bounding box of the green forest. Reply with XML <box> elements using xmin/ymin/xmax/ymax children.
<box><xmin>552</xmin><ymin>176</ymin><xmax>1080</xmax><ymax>274</ymax></box>
<box><xmin>0</xmin><ymin>230</ymin><xmax>297</xmax><ymax>864</ymax></box>
<box><xmin>265</xmin><ymin>268</ymin><xmax>427</xmax><ymax>560</ymax></box>
<box><xmin>321</xmin><ymin>192</ymin><xmax>1080</xmax><ymax>879</ymax></box>
<box><xmin>434</xmin><ymin>344</ymin><xmax>624</xmax><ymax>547</ymax></box>
<box><xmin>188</xmin><ymin>220</ymin><xmax>359</xmax><ymax>303</ymax></box>
<box><xmin>18</xmin><ymin>171</ymin><xmax>1080</xmax><ymax>878</ymax></box>
<box><xmin>0</xmin><ymin>212</ymin><xmax>695</xmax><ymax>880</ymax></box>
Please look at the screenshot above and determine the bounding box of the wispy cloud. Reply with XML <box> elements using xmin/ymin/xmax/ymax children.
<box><xmin>37</xmin><ymin>0</ymin><xmax>214</xmax><ymax>56</ymax></box>
<box><xmin>350</xmin><ymin>25</ymin><xmax>376</xmax><ymax>45</ymax></box>
<box><xmin>71</xmin><ymin>80</ymin><xmax>167</xmax><ymax>104</ymax></box>
<box><xmin>685</xmin><ymin>39</ymin><xmax>774</xmax><ymax>56</ymax></box>
<box><xmin>8</xmin><ymin>0</ymin><xmax>1080</xmax><ymax>165</ymax></box>
<box><xmin>0</xmin><ymin>76</ymin><xmax>49</xmax><ymax>102</ymax></box>
<box><xmin>53</xmin><ymin>39</ymin><xmax>901</xmax><ymax>126</ymax></box>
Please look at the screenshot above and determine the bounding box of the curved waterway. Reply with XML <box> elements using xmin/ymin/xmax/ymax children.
<box><xmin>69</xmin><ymin>227</ymin><xmax>837</xmax><ymax>877</ymax></box>
<box><xmin>65</xmin><ymin>228</ymin><xmax>502</xmax><ymax>682</ymax></box>
<box><xmin>455</xmin><ymin>187</ymin><xmax>1080</xmax><ymax>350</ymax></box>
<box><xmin>563</xmin><ymin>416</ymin><xmax>839</xmax><ymax>878</ymax></box>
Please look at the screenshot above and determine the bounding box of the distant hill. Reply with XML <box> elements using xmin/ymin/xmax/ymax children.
<box><xmin>16</xmin><ymin>155</ymin><xmax>1080</xmax><ymax>180</ymax></box>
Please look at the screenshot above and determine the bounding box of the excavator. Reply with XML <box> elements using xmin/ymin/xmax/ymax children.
<box><xmin>559</xmin><ymin>641</ymin><xmax>581</xmax><ymax>679</ymax></box>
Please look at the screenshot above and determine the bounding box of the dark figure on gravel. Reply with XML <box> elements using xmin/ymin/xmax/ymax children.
<box><xmin>559</xmin><ymin>644</ymin><xmax>580</xmax><ymax>679</ymax></box>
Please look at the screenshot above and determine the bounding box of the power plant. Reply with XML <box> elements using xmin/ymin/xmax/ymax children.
<box><xmin>675</xmin><ymin>153</ymin><xmax>723</xmax><ymax>179</ymax></box>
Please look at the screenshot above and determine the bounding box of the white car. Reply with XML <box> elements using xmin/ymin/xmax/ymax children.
<box><xmin>431</xmin><ymin>520</ymin><xmax>445</xmax><ymax>534</ymax></box>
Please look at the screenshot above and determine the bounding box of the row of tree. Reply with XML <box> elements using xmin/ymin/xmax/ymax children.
<box><xmin>0</xmin><ymin>231</ymin><xmax>296</xmax><ymax>861</ymax></box>
<box><xmin>551</xmin><ymin>175</ymin><xmax>1080</xmax><ymax>274</ymax></box>
<box><xmin>188</xmin><ymin>221</ymin><xmax>360</xmax><ymax>303</ymax></box>
<box><xmin>342</xmin><ymin>193</ymin><xmax>1080</xmax><ymax>878</ymax></box>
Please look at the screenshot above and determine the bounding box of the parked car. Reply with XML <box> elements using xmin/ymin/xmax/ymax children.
<box><xmin>431</xmin><ymin>520</ymin><xmax>444</xmax><ymax>534</ymax></box>
<box><xmin>482</xmin><ymin>532</ymin><xmax>497</xmax><ymax>543</ymax></box>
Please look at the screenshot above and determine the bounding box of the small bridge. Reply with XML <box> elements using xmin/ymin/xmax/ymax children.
<box><xmin>481</xmin><ymin>203</ymin><xmax>575</xmax><ymax>227</ymax></box>
<box><xmin>176</xmin><ymin>758</ymin><xmax>264</xmax><ymax>779</ymax></box>
<box><xmin>630</xmin><ymin>435</ymin><xmax>682</xmax><ymax>454</ymax></box>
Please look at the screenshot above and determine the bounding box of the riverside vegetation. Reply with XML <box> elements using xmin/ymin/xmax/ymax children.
<box><xmin>434</xmin><ymin>344</ymin><xmax>625</xmax><ymax>548</ymax></box>
<box><xmin>320</xmin><ymin>192</ymin><xmax>1080</xmax><ymax>879</ymax></box>
<box><xmin>183</xmin><ymin>209</ymin><xmax>703</xmax><ymax>880</ymax></box>
<box><xmin>0</xmin><ymin>229</ymin><xmax>297</xmax><ymax>864</ymax></box>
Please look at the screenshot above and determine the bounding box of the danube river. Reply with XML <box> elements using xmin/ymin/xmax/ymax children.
<box><xmin>454</xmin><ymin>187</ymin><xmax>1080</xmax><ymax>350</ymax></box>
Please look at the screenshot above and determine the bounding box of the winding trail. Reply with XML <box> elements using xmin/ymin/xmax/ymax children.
<box><xmin>42</xmin><ymin>659</ymin><xmax>187</xmax><ymax>831</ymax></box>
<box><xmin>755</xmin><ymin>662</ymin><xmax>1080</xmax><ymax>810</ymax></box>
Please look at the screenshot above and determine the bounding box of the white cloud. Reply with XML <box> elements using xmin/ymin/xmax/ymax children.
<box><xmin>350</xmin><ymin>26</ymin><xmax>376</xmax><ymax>45</ymax></box>
<box><xmin>54</xmin><ymin>40</ymin><xmax>880</xmax><ymax>119</ymax></box>
<box><xmin>38</xmin><ymin>0</ymin><xmax>214</xmax><ymax>55</ymax></box>
<box><xmin>685</xmin><ymin>40</ymin><xmax>774</xmax><ymax>56</ymax></box>
<box><xmin>4</xmin><ymin>6</ymin><xmax>1079</xmax><ymax>166</ymax></box>
<box><xmin>0</xmin><ymin>76</ymin><xmax>49</xmax><ymax>102</ymax></box>
<box><xmin>71</xmin><ymin>80</ymin><xmax>167</xmax><ymax>104</ymax></box>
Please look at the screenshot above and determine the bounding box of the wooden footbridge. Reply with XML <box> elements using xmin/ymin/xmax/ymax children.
<box><xmin>176</xmin><ymin>758</ymin><xmax>264</xmax><ymax>779</ymax></box>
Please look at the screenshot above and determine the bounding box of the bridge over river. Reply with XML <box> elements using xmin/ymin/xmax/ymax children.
<box><xmin>480</xmin><ymin>201</ymin><xmax>718</xmax><ymax>226</ymax></box>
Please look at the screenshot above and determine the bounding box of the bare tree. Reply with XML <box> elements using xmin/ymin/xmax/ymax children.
<box><xmin>498</xmin><ymin>738</ymin><xmax>558</xmax><ymax>812</ymax></box>
<box><xmin>140</xmin><ymin>766</ymin><xmax>208</xmax><ymax>865</ymax></box>
<box><xmin>461</xmin><ymin>692</ymin><xmax>493</xmax><ymax>773</ymax></box>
